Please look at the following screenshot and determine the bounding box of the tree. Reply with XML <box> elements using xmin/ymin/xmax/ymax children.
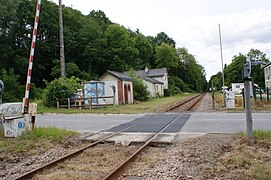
<box><xmin>155</xmin><ymin>43</ymin><xmax>179</xmax><ymax>72</ymax></box>
<box><xmin>50</xmin><ymin>59</ymin><xmax>91</xmax><ymax>81</ymax></box>
<box><xmin>0</xmin><ymin>0</ymin><xmax>210</xmax><ymax>98</ymax></box>
<box><xmin>176</xmin><ymin>47</ymin><xmax>207</xmax><ymax>92</ymax></box>
<box><xmin>155</xmin><ymin>32</ymin><xmax>176</xmax><ymax>47</ymax></box>
<box><xmin>248</xmin><ymin>49</ymin><xmax>270</xmax><ymax>88</ymax></box>
<box><xmin>0</xmin><ymin>68</ymin><xmax>24</xmax><ymax>102</ymax></box>
<box><xmin>223</xmin><ymin>53</ymin><xmax>246</xmax><ymax>86</ymax></box>
<box><xmin>79</xmin><ymin>17</ymin><xmax>106</xmax><ymax>77</ymax></box>
<box><xmin>104</xmin><ymin>24</ymin><xmax>139</xmax><ymax>72</ymax></box>
<box><xmin>87</xmin><ymin>10</ymin><xmax>112</xmax><ymax>31</ymax></box>
<box><xmin>132</xmin><ymin>32</ymin><xmax>153</xmax><ymax>69</ymax></box>
<box><xmin>209</xmin><ymin>72</ymin><xmax>223</xmax><ymax>91</ymax></box>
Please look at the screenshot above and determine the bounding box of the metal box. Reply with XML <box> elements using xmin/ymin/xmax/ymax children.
<box><xmin>0</xmin><ymin>103</ymin><xmax>28</xmax><ymax>138</ymax></box>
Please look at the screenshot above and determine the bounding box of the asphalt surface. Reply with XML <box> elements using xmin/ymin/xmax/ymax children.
<box><xmin>106</xmin><ymin>113</ymin><xmax>191</xmax><ymax>133</ymax></box>
<box><xmin>35</xmin><ymin>113</ymin><xmax>144</xmax><ymax>133</ymax></box>
<box><xmin>182</xmin><ymin>112</ymin><xmax>271</xmax><ymax>133</ymax></box>
<box><xmin>35</xmin><ymin>112</ymin><xmax>271</xmax><ymax>134</ymax></box>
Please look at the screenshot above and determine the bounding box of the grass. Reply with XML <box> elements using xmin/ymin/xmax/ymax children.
<box><xmin>253</xmin><ymin>130</ymin><xmax>271</xmax><ymax>140</ymax></box>
<box><xmin>35</xmin><ymin>93</ymin><xmax>195</xmax><ymax>114</ymax></box>
<box><xmin>21</xmin><ymin>127</ymin><xmax>79</xmax><ymax>141</ymax></box>
<box><xmin>222</xmin><ymin>130</ymin><xmax>271</xmax><ymax>179</ymax></box>
<box><xmin>238</xmin><ymin>130</ymin><xmax>271</xmax><ymax>140</ymax></box>
<box><xmin>0</xmin><ymin>127</ymin><xmax>78</xmax><ymax>153</ymax></box>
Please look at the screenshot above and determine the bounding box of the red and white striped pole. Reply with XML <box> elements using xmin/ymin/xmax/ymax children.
<box><xmin>23</xmin><ymin>0</ymin><xmax>41</xmax><ymax>114</ymax></box>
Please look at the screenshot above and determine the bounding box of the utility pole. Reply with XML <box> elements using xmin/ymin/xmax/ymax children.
<box><xmin>243</xmin><ymin>56</ymin><xmax>253</xmax><ymax>139</ymax></box>
<box><xmin>59</xmin><ymin>0</ymin><xmax>66</xmax><ymax>78</ymax></box>
<box><xmin>218</xmin><ymin>24</ymin><xmax>226</xmax><ymax>107</ymax></box>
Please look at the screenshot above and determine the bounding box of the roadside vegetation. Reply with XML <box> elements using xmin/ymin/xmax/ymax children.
<box><xmin>214</xmin><ymin>92</ymin><xmax>271</xmax><ymax>111</ymax></box>
<box><xmin>37</xmin><ymin>93</ymin><xmax>195</xmax><ymax>114</ymax></box>
<box><xmin>0</xmin><ymin>127</ymin><xmax>78</xmax><ymax>153</ymax></box>
<box><xmin>218</xmin><ymin>130</ymin><xmax>271</xmax><ymax>179</ymax></box>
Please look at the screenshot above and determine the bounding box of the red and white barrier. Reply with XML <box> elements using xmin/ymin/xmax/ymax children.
<box><xmin>23</xmin><ymin>0</ymin><xmax>41</xmax><ymax>113</ymax></box>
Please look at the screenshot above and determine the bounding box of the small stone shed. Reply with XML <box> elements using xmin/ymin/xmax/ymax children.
<box><xmin>100</xmin><ymin>70</ymin><xmax>133</xmax><ymax>105</ymax></box>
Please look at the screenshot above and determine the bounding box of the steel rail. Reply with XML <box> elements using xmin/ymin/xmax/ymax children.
<box><xmin>164</xmin><ymin>93</ymin><xmax>204</xmax><ymax>112</ymax></box>
<box><xmin>103</xmin><ymin>93</ymin><xmax>206</xmax><ymax>179</ymax></box>
<box><xmin>14</xmin><ymin>93</ymin><xmax>205</xmax><ymax>179</ymax></box>
<box><xmin>186</xmin><ymin>93</ymin><xmax>206</xmax><ymax>111</ymax></box>
<box><xmin>14</xmin><ymin>114</ymin><xmax>157</xmax><ymax>180</ymax></box>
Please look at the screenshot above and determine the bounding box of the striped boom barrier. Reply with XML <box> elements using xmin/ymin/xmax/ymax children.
<box><xmin>23</xmin><ymin>0</ymin><xmax>41</xmax><ymax>113</ymax></box>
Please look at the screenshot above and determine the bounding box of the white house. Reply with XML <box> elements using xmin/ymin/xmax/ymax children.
<box><xmin>99</xmin><ymin>70</ymin><xmax>133</xmax><ymax>105</ymax></box>
<box><xmin>264</xmin><ymin>62</ymin><xmax>271</xmax><ymax>92</ymax></box>
<box><xmin>140</xmin><ymin>76</ymin><xmax>164</xmax><ymax>97</ymax></box>
<box><xmin>133</xmin><ymin>67</ymin><xmax>168</xmax><ymax>97</ymax></box>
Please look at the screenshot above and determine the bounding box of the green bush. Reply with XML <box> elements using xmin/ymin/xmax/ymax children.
<box><xmin>169</xmin><ymin>76</ymin><xmax>186</xmax><ymax>92</ymax></box>
<box><xmin>133</xmin><ymin>77</ymin><xmax>150</xmax><ymax>101</ymax></box>
<box><xmin>45</xmin><ymin>77</ymin><xmax>82</xmax><ymax>107</ymax></box>
<box><xmin>127</xmin><ymin>70</ymin><xmax>150</xmax><ymax>102</ymax></box>
<box><xmin>168</xmin><ymin>84</ymin><xmax>182</xmax><ymax>96</ymax></box>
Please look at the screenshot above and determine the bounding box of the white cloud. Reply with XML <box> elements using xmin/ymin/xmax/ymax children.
<box><xmin>166</xmin><ymin>9</ymin><xmax>271</xmax><ymax>80</ymax></box>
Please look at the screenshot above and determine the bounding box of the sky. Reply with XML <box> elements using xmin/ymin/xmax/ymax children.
<box><xmin>51</xmin><ymin>0</ymin><xmax>271</xmax><ymax>80</ymax></box>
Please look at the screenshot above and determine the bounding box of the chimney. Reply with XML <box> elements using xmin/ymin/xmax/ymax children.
<box><xmin>145</xmin><ymin>66</ymin><xmax>149</xmax><ymax>73</ymax></box>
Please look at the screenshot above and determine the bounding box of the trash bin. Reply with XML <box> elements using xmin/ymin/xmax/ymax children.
<box><xmin>0</xmin><ymin>103</ymin><xmax>28</xmax><ymax>138</ymax></box>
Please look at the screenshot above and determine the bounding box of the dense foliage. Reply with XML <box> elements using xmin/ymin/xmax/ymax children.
<box><xmin>128</xmin><ymin>70</ymin><xmax>150</xmax><ymax>101</ymax></box>
<box><xmin>209</xmin><ymin>49</ymin><xmax>270</xmax><ymax>91</ymax></box>
<box><xmin>0</xmin><ymin>0</ymin><xmax>207</xmax><ymax>103</ymax></box>
<box><xmin>45</xmin><ymin>77</ymin><xmax>81</xmax><ymax>107</ymax></box>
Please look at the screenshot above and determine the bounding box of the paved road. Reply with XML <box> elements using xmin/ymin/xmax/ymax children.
<box><xmin>182</xmin><ymin>112</ymin><xmax>271</xmax><ymax>133</ymax></box>
<box><xmin>36</xmin><ymin>113</ymin><xmax>145</xmax><ymax>133</ymax></box>
<box><xmin>36</xmin><ymin>112</ymin><xmax>271</xmax><ymax>133</ymax></box>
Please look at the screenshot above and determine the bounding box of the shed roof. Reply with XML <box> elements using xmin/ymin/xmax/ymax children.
<box><xmin>105</xmin><ymin>70</ymin><xmax>133</xmax><ymax>81</ymax></box>
<box><xmin>135</xmin><ymin>68</ymin><xmax>167</xmax><ymax>77</ymax></box>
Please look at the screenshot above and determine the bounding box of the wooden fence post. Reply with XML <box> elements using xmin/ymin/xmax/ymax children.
<box><xmin>68</xmin><ymin>98</ymin><xmax>70</xmax><ymax>109</ymax></box>
<box><xmin>267</xmin><ymin>87</ymin><xmax>269</xmax><ymax>101</ymax></box>
<box><xmin>57</xmin><ymin>99</ymin><xmax>59</xmax><ymax>109</ymax></box>
<box><xmin>89</xmin><ymin>97</ymin><xmax>92</xmax><ymax>110</ymax></box>
<box><xmin>79</xmin><ymin>96</ymin><xmax>82</xmax><ymax>110</ymax></box>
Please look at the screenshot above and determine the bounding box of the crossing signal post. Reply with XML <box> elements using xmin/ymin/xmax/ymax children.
<box><xmin>243</xmin><ymin>56</ymin><xmax>253</xmax><ymax>139</ymax></box>
<box><xmin>23</xmin><ymin>0</ymin><xmax>41</xmax><ymax>114</ymax></box>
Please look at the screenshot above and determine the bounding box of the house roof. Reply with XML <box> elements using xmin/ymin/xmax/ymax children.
<box><xmin>264</xmin><ymin>62</ymin><xmax>271</xmax><ymax>69</ymax></box>
<box><xmin>135</xmin><ymin>68</ymin><xmax>167</xmax><ymax>77</ymax></box>
<box><xmin>105</xmin><ymin>70</ymin><xmax>133</xmax><ymax>81</ymax></box>
<box><xmin>140</xmin><ymin>76</ymin><xmax>163</xmax><ymax>84</ymax></box>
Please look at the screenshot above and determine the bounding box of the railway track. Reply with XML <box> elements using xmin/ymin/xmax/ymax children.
<box><xmin>15</xmin><ymin>93</ymin><xmax>206</xmax><ymax>180</ymax></box>
<box><xmin>164</xmin><ymin>93</ymin><xmax>206</xmax><ymax>112</ymax></box>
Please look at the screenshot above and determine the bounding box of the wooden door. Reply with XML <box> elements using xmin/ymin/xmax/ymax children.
<box><xmin>118</xmin><ymin>80</ymin><xmax>123</xmax><ymax>104</ymax></box>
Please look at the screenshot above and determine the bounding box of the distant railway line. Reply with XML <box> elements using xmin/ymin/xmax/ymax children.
<box><xmin>15</xmin><ymin>93</ymin><xmax>206</xmax><ymax>180</ymax></box>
